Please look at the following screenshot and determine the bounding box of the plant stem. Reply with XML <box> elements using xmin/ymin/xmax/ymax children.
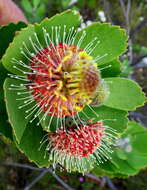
<box><xmin>1</xmin><ymin>162</ymin><xmax>43</xmax><ymax>171</ymax></box>
<box><xmin>1</xmin><ymin>162</ymin><xmax>75</xmax><ymax>190</ymax></box>
<box><xmin>105</xmin><ymin>177</ymin><xmax>118</xmax><ymax>190</ymax></box>
<box><xmin>23</xmin><ymin>169</ymin><xmax>49</xmax><ymax>190</ymax></box>
<box><xmin>48</xmin><ymin>169</ymin><xmax>75</xmax><ymax>190</ymax></box>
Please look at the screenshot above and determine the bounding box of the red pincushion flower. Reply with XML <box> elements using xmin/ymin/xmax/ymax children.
<box><xmin>42</xmin><ymin>120</ymin><xmax>116</xmax><ymax>173</ymax></box>
<box><xmin>48</xmin><ymin>121</ymin><xmax>105</xmax><ymax>157</ymax></box>
<box><xmin>10</xmin><ymin>26</ymin><xmax>109</xmax><ymax>126</ymax></box>
<box><xmin>27</xmin><ymin>43</ymin><xmax>101</xmax><ymax>117</ymax></box>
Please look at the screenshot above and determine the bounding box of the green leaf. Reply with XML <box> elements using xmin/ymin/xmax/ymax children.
<box><xmin>112</xmin><ymin>122</ymin><xmax>147</xmax><ymax>176</ymax></box>
<box><xmin>126</xmin><ymin>153</ymin><xmax>147</xmax><ymax>171</ymax></box>
<box><xmin>93</xmin><ymin>160</ymin><xmax>133</xmax><ymax>178</ymax></box>
<box><xmin>130</xmin><ymin>133</ymin><xmax>147</xmax><ymax>156</ymax></box>
<box><xmin>94</xmin><ymin>160</ymin><xmax>119</xmax><ymax>175</ymax></box>
<box><xmin>2</xmin><ymin>25</ymin><xmax>35</xmax><ymax>75</ymax></box>
<box><xmin>79</xmin><ymin>105</ymin><xmax>128</xmax><ymax>133</ymax></box>
<box><xmin>116</xmin><ymin>148</ymin><xmax>127</xmax><ymax>160</ymax></box>
<box><xmin>99</xmin><ymin>59</ymin><xmax>121</xmax><ymax>78</ymax></box>
<box><xmin>0</xmin><ymin>63</ymin><xmax>8</xmax><ymax>110</ymax></box>
<box><xmin>0</xmin><ymin>96</ymin><xmax>4</xmax><ymax>113</ymax></box>
<box><xmin>121</xmin><ymin>121</ymin><xmax>147</xmax><ymax>172</ymax></box>
<box><xmin>94</xmin><ymin>152</ymin><xmax>138</xmax><ymax>177</ymax></box>
<box><xmin>122</xmin><ymin>121</ymin><xmax>146</xmax><ymax>136</ymax></box>
<box><xmin>104</xmin><ymin>78</ymin><xmax>146</xmax><ymax>111</ymax></box>
<box><xmin>123</xmin><ymin>121</ymin><xmax>147</xmax><ymax>156</ymax></box>
<box><xmin>0</xmin><ymin>22</ymin><xmax>27</xmax><ymax>59</ymax></box>
<box><xmin>93</xmin><ymin>153</ymin><xmax>137</xmax><ymax>177</ymax></box>
<box><xmin>3</xmin><ymin>78</ymin><xmax>35</xmax><ymax>143</ymax></box>
<box><xmin>0</xmin><ymin>92</ymin><xmax>12</xmax><ymax>140</ymax></box>
<box><xmin>110</xmin><ymin>152</ymin><xmax>138</xmax><ymax>175</ymax></box>
<box><xmin>94</xmin><ymin>121</ymin><xmax>147</xmax><ymax>177</ymax></box>
<box><xmin>14</xmin><ymin>121</ymin><xmax>50</xmax><ymax>167</ymax></box>
<box><xmin>0</xmin><ymin>64</ymin><xmax>13</xmax><ymax>140</ymax></box>
<box><xmin>0</xmin><ymin>110</ymin><xmax>13</xmax><ymax>140</ymax></box>
<box><xmin>74</xmin><ymin>23</ymin><xmax>128</xmax><ymax>65</ymax></box>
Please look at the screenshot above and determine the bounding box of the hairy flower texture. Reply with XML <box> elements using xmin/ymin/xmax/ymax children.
<box><xmin>27</xmin><ymin>43</ymin><xmax>101</xmax><ymax>117</ymax></box>
<box><xmin>10</xmin><ymin>26</ymin><xmax>109</xmax><ymax>125</ymax></box>
<box><xmin>40</xmin><ymin>120</ymin><xmax>117</xmax><ymax>173</ymax></box>
<box><xmin>49</xmin><ymin>121</ymin><xmax>105</xmax><ymax>157</ymax></box>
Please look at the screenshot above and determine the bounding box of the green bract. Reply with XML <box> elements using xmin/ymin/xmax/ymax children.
<box><xmin>0</xmin><ymin>10</ymin><xmax>146</xmax><ymax>174</ymax></box>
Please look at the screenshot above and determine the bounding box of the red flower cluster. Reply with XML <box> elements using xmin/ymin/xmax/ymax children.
<box><xmin>48</xmin><ymin>121</ymin><xmax>105</xmax><ymax>157</ymax></box>
<box><xmin>27</xmin><ymin>43</ymin><xmax>100</xmax><ymax>117</ymax></box>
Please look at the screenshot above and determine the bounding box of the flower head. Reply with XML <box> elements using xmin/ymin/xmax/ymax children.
<box><xmin>27</xmin><ymin>42</ymin><xmax>101</xmax><ymax>117</ymax></box>
<box><xmin>8</xmin><ymin>25</ymin><xmax>109</xmax><ymax>126</ymax></box>
<box><xmin>39</xmin><ymin>119</ymin><xmax>117</xmax><ymax>173</ymax></box>
<box><xmin>49</xmin><ymin>121</ymin><xmax>105</xmax><ymax>157</ymax></box>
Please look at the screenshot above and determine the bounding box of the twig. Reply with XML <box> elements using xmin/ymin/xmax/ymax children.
<box><xmin>85</xmin><ymin>173</ymin><xmax>107</xmax><ymax>187</ymax></box>
<box><xmin>0</xmin><ymin>162</ymin><xmax>43</xmax><ymax>171</ymax></box>
<box><xmin>131</xmin><ymin>54</ymin><xmax>147</xmax><ymax>66</ymax></box>
<box><xmin>119</xmin><ymin>0</ymin><xmax>133</xmax><ymax>64</ymax></box>
<box><xmin>126</xmin><ymin>0</ymin><xmax>131</xmax><ymax>32</ymax></box>
<box><xmin>119</xmin><ymin>0</ymin><xmax>131</xmax><ymax>31</ymax></box>
<box><xmin>1</xmin><ymin>162</ymin><xmax>75</xmax><ymax>190</ymax></box>
<box><xmin>130</xmin><ymin>17</ymin><xmax>147</xmax><ymax>37</ymax></box>
<box><xmin>101</xmin><ymin>177</ymin><xmax>107</xmax><ymax>186</ymax></box>
<box><xmin>102</xmin><ymin>0</ymin><xmax>113</xmax><ymax>23</ymax></box>
<box><xmin>119</xmin><ymin>0</ymin><xmax>127</xmax><ymax>23</ymax></box>
<box><xmin>49</xmin><ymin>170</ymin><xmax>75</xmax><ymax>190</ymax></box>
<box><xmin>129</xmin><ymin>112</ymin><xmax>147</xmax><ymax>120</ymax></box>
<box><xmin>105</xmin><ymin>177</ymin><xmax>118</xmax><ymax>190</ymax></box>
<box><xmin>86</xmin><ymin>174</ymin><xmax>117</xmax><ymax>189</ymax></box>
<box><xmin>85</xmin><ymin>173</ymin><xmax>101</xmax><ymax>182</ymax></box>
<box><xmin>24</xmin><ymin>169</ymin><xmax>49</xmax><ymax>190</ymax></box>
<box><xmin>129</xmin><ymin>112</ymin><xmax>147</xmax><ymax>128</ymax></box>
<box><xmin>68</xmin><ymin>0</ymin><xmax>78</xmax><ymax>7</ymax></box>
